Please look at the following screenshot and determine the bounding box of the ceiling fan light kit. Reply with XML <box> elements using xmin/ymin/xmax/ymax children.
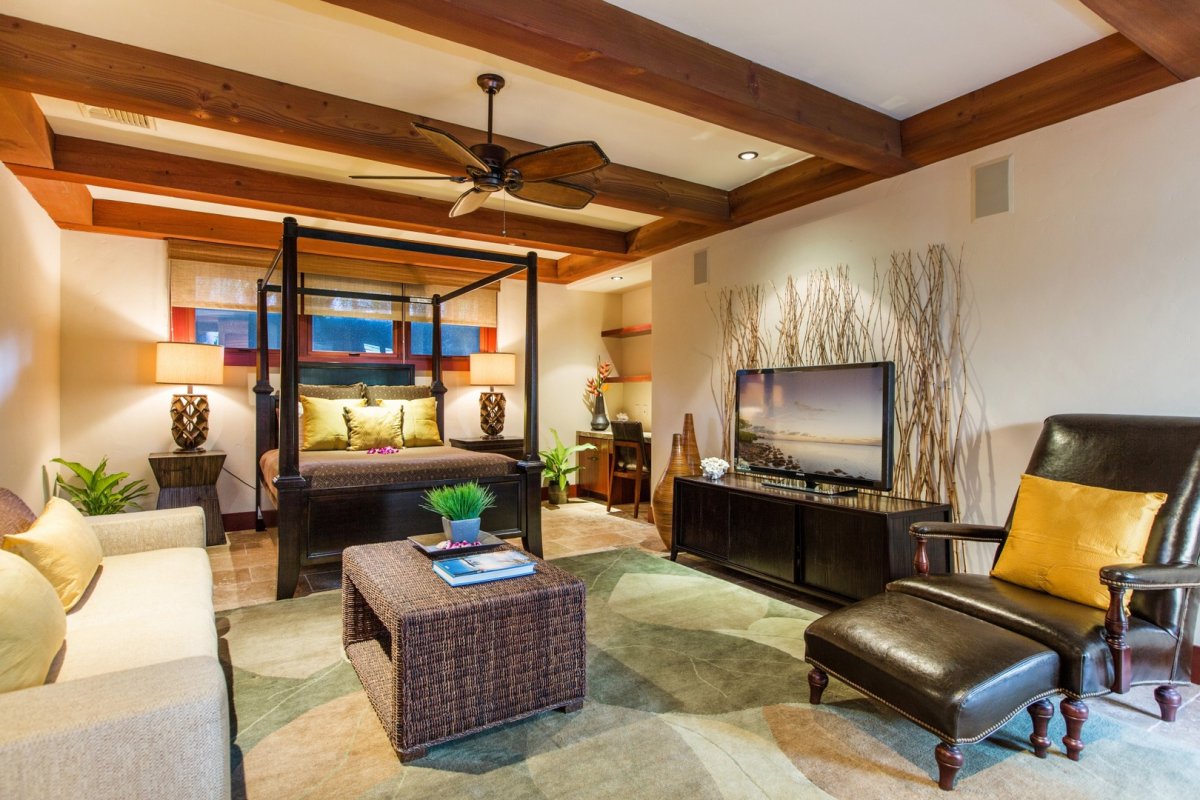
<box><xmin>354</xmin><ymin>74</ymin><xmax>610</xmax><ymax>218</ymax></box>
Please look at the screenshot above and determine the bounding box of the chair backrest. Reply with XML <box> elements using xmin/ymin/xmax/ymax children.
<box><xmin>610</xmin><ymin>420</ymin><xmax>644</xmax><ymax>445</ymax></box>
<box><xmin>1010</xmin><ymin>414</ymin><xmax>1200</xmax><ymax>634</ymax></box>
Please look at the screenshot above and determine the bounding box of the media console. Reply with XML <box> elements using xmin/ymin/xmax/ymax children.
<box><xmin>670</xmin><ymin>473</ymin><xmax>952</xmax><ymax>605</ymax></box>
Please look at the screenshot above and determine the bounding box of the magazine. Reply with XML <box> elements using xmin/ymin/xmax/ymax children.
<box><xmin>432</xmin><ymin>561</ymin><xmax>535</xmax><ymax>587</ymax></box>
<box><xmin>435</xmin><ymin>549</ymin><xmax>533</xmax><ymax>578</ymax></box>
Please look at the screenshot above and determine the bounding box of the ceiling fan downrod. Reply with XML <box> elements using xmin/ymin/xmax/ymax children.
<box><xmin>477</xmin><ymin>73</ymin><xmax>505</xmax><ymax>145</ymax></box>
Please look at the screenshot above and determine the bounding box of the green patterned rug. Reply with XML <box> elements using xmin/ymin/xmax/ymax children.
<box><xmin>219</xmin><ymin>548</ymin><xmax>1199</xmax><ymax>798</ymax></box>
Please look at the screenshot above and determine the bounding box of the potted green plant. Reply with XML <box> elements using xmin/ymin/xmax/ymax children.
<box><xmin>539</xmin><ymin>428</ymin><xmax>596</xmax><ymax>506</ymax></box>
<box><xmin>52</xmin><ymin>456</ymin><xmax>150</xmax><ymax>516</ymax></box>
<box><xmin>420</xmin><ymin>481</ymin><xmax>497</xmax><ymax>542</ymax></box>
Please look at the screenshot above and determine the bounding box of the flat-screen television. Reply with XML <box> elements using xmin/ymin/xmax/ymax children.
<box><xmin>734</xmin><ymin>362</ymin><xmax>896</xmax><ymax>494</ymax></box>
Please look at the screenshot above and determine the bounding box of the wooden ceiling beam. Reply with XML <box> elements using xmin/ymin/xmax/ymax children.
<box><xmin>1078</xmin><ymin>1</ymin><xmax>1200</xmax><ymax>80</ymax></box>
<box><xmin>81</xmin><ymin>200</ymin><xmax>565</xmax><ymax>282</ymax></box>
<box><xmin>8</xmin><ymin>135</ymin><xmax>630</xmax><ymax>257</ymax></box>
<box><xmin>902</xmin><ymin>34</ymin><xmax>1177</xmax><ymax>167</ymax></box>
<box><xmin>18</xmin><ymin>175</ymin><xmax>92</xmax><ymax>226</ymax></box>
<box><xmin>326</xmin><ymin>0</ymin><xmax>911</xmax><ymax>176</ymax></box>
<box><xmin>557</xmin><ymin>218</ymin><xmax>724</xmax><ymax>281</ymax></box>
<box><xmin>730</xmin><ymin>157</ymin><xmax>882</xmax><ymax>224</ymax></box>
<box><xmin>0</xmin><ymin>14</ymin><xmax>728</xmax><ymax>225</ymax></box>
<box><xmin>0</xmin><ymin>86</ymin><xmax>52</xmax><ymax>168</ymax></box>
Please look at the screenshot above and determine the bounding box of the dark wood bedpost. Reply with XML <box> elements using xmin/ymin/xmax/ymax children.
<box><xmin>430</xmin><ymin>295</ymin><xmax>447</xmax><ymax>436</ymax></box>
<box><xmin>275</xmin><ymin>218</ymin><xmax>306</xmax><ymax>600</ymax></box>
<box><xmin>253</xmin><ymin>277</ymin><xmax>274</xmax><ymax>532</ymax></box>
<box><xmin>518</xmin><ymin>251</ymin><xmax>544</xmax><ymax>556</ymax></box>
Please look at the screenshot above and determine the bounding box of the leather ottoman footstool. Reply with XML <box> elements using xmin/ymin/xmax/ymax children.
<box><xmin>804</xmin><ymin>592</ymin><xmax>1061</xmax><ymax>791</ymax></box>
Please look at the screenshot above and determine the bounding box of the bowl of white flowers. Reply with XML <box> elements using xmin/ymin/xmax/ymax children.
<box><xmin>700</xmin><ymin>456</ymin><xmax>729</xmax><ymax>481</ymax></box>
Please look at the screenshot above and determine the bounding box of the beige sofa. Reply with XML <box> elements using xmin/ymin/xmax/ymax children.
<box><xmin>0</xmin><ymin>495</ymin><xmax>230</xmax><ymax>800</ymax></box>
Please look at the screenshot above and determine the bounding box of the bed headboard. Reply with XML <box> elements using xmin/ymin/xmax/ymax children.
<box><xmin>298</xmin><ymin>362</ymin><xmax>415</xmax><ymax>386</ymax></box>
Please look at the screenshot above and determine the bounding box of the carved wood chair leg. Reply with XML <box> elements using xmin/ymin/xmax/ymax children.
<box><xmin>935</xmin><ymin>742</ymin><xmax>964</xmax><ymax>791</ymax></box>
<box><xmin>1027</xmin><ymin>698</ymin><xmax>1054</xmax><ymax>758</ymax></box>
<box><xmin>807</xmin><ymin>668</ymin><xmax>828</xmax><ymax>705</ymax></box>
<box><xmin>1155</xmin><ymin>685</ymin><xmax>1182</xmax><ymax>722</ymax></box>
<box><xmin>1061</xmin><ymin>698</ymin><xmax>1089</xmax><ymax>761</ymax></box>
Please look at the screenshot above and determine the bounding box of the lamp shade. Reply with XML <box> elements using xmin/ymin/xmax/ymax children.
<box><xmin>469</xmin><ymin>352</ymin><xmax>516</xmax><ymax>387</ymax></box>
<box><xmin>156</xmin><ymin>342</ymin><xmax>225</xmax><ymax>386</ymax></box>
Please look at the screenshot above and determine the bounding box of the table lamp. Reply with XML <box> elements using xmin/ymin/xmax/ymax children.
<box><xmin>469</xmin><ymin>352</ymin><xmax>516</xmax><ymax>439</ymax></box>
<box><xmin>156</xmin><ymin>342</ymin><xmax>225</xmax><ymax>452</ymax></box>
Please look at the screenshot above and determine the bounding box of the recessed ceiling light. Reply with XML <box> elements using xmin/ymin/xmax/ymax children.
<box><xmin>610</xmin><ymin>276</ymin><xmax>625</xmax><ymax>281</ymax></box>
<box><xmin>738</xmin><ymin>151</ymin><xmax>759</xmax><ymax>161</ymax></box>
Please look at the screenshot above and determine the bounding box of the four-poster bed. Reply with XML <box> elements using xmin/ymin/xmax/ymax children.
<box><xmin>254</xmin><ymin>218</ymin><xmax>543</xmax><ymax>600</ymax></box>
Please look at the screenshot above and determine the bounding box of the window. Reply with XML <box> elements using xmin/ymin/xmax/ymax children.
<box><xmin>167</xmin><ymin>241</ymin><xmax>498</xmax><ymax>368</ymax></box>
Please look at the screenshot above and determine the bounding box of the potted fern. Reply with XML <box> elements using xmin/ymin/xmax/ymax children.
<box><xmin>539</xmin><ymin>428</ymin><xmax>596</xmax><ymax>506</ymax></box>
<box><xmin>52</xmin><ymin>456</ymin><xmax>150</xmax><ymax>516</ymax></box>
<box><xmin>421</xmin><ymin>481</ymin><xmax>497</xmax><ymax>542</ymax></box>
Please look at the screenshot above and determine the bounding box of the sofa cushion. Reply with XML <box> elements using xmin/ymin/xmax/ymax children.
<box><xmin>0</xmin><ymin>550</ymin><xmax>66</xmax><ymax>693</ymax></box>
<box><xmin>992</xmin><ymin>473</ymin><xmax>1166</xmax><ymax>610</ymax></box>
<box><xmin>56</xmin><ymin>547</ymin><xmax>216</xmax><ymax>683</ymax></box>
<box><xmin>888</xmin><ymin>574</ymin><xmax>1180</xmax><ymax>696</ymax></box>
<box><xmin>3</xmin><ymin>498</ymin><xmax>104</xmax><ymax>610</ymax></box>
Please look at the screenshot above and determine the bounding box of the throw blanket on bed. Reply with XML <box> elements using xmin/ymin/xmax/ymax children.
<box><xmin>259</xmin><ymin>446</ymin><xmax>516</xmax><ymax>500</ymax></box>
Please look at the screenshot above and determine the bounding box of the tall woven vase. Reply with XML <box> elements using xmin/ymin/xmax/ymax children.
<box><xmin>652</xmin><ymin>433</ymin><xmax>692</xmax><ymax>549</ymax></box>
<box><xmin>681</xmin><ymin>413</ymin><xmax>701</xmax><ymax>474</ymax></box>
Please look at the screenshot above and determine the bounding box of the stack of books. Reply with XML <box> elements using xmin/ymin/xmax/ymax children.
<box><xmin>432</xmin><ymin>549</ymin><xmax>536</xmax><ymax>586</ymax></box>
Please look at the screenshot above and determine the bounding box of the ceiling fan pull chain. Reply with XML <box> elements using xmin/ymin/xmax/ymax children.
<box><xmin>502</xmin><ymin>192</ymin><xmax>507</xmax><ymax>237</ymax></box>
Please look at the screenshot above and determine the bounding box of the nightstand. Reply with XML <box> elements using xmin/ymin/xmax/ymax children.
<box><xmin>448</xmin><ymin>436</ymin><xmax>526</xmax><ymax>460</ymax></box>
<box><xmin>148</xmin><ymin>450</ymin><xmax>227</xmax><ymax>546</ymax></box>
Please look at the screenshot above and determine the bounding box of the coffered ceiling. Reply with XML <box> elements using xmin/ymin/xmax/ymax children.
<box><xmin>1</xmin><ymin>1</ymin><xmax>1197</xmax><ymax>287</ymax></box>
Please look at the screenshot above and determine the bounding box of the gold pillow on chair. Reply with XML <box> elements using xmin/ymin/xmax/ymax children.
<box><xmin>345</xmin><ymin>405</ymin><xmax>404</xmax><ymax>450</ymax></box>
<box><xmin>991</xmin><ymin>473</ymin><xmax>1166</xmax><ymax>610</ymax></box>
<box><xmin>378</xmin><ymin>397</ymin><xmax>441</xmax><ymax>447</ymax></box>
<box><xmin>2</xmin><ymin>497</ymin><xmax>104</xmax><ymax>610</ymax></box>
<box><xmin>0</xmin><ymin>550</ymin><xmax>66</xmax><ymax>692</ymax></box>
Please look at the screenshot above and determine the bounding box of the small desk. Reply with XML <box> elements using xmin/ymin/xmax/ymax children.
<box><xmin>148</xmin><ymin>450</ymin><xmax>226</xmax><ymax>546</ymax></box>
<box><xmin>448</xmin><ymin>436</ymin><xmax>525</xmax><ymax>460</ymax></box>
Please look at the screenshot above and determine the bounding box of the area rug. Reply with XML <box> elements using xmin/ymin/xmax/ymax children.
<box><xmin>219</xmin><ymin>548</ymin><xmax>1199</xmax><ymax>799</ymax></box>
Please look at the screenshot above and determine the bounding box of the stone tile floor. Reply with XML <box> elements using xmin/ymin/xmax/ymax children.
<box><xmin>206</xmin><ymin>497</ymin><xmax>1199</xmax><ymax>736</ymax></box>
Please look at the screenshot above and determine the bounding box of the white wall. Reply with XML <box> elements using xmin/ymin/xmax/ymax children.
<box><xmin>0</xmin><ymin>166</ymin><xmax>61</xmax><ymax>507</ymax></box>
<box><xmin>653</xmin><ymin>78</ymin><xmax>1200</xmax><ymax>567</ymax></box>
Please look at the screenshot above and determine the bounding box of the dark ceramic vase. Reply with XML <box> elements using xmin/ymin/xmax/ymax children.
<box><xmin>590</xmin><ymin>392</ymin><xmax>610</xmax><ymax>431</ymax></box>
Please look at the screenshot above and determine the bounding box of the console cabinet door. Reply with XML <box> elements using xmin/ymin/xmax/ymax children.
<box><xmin>801</xmin><ymin>507</ymin><xmax>888</xmax><ymax>601</ymax></box>
<box><xmin>575</xmin><ymin>434</ymin><xmax>609</xmax><ymax>498</ymax></box>
<box><xmin>728</xmin><ymin>493</ymin><xmax>797</xmax><ymax>582</ymax></box>
<box><xmin>675</xmin><ymin>480</ymin><xmax>730</xmax><ymax>559</ymax></box>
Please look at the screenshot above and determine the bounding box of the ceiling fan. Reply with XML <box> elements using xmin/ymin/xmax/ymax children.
<box><xmin>351</xmin><ymin>74</ymin><xmax>610</xmax><ymax>218</ymax></box>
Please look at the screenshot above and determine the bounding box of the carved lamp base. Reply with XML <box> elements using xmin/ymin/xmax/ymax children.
<box><xmin>479</xmin><ymin>391</ymin><xmax>506</xmax><ymax>439</ymax></box>
<box><xmin>170</xmin><ymin>393</ymin><xmax>211</xmax><ymax>452</ymax></box>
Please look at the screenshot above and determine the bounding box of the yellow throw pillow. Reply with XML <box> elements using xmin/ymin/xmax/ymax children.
<box><xmin>345</xmin><ymin>405</ymin><xmax>404</xmax><ymax>450</ymax></box>
<box><xmin>991</xmin><ymin>473</ymin><xmax>1167</xmax><ymax>610</ymax></box>
<box><xmin>378</xmin><ymin>396</ymin><xmax>442</xmax><ymax>447</ymax></box>
<box><xmin>0</xmin><ymin>549</ymin><xmax>67</xmax><ymax>692</ymax></box>
<box><xmin>300</xmin><ymin>395</ymin><xmax>367</xmax><ymax>450</ymax></box>
<box><xmin>3</xmin><ymin>497</ymin><xmax>105</xmax><ymax>610</ymax></box>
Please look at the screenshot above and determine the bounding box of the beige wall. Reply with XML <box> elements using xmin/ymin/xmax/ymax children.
<box><xmin>652</xmin><ymin>77</ymin><xmax>1200</xmax><ymax>576</ymax></box>
<box><xmin>0</xmin><ymin>166</ymin><xmax>61</xmax><ymax>507</ymax></box>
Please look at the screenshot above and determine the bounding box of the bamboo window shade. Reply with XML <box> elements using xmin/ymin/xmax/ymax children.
<box><xmin>168</xmin><ymin>241</ymin><xmax>498</xmax><ymax>327</ymax></box>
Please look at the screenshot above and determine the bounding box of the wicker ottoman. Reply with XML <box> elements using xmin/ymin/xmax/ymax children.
<box><xmin>342</xmin><ymin>541</ymin><xmax>587</xmax><ymax>761</ymax></box>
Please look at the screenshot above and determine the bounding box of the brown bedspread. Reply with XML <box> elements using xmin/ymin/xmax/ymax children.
<box><xmin>260</xmin><ymin>446</ymin><xmax>516</xmax><ymax>500</ymax></box>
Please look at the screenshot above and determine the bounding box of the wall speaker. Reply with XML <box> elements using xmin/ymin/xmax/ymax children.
<box><xmin>972</xmin><ymin>156</ymin><xmax>1012</xmax><ymax>219</ymax></box>
<box><xmin>693</xmin><ymin>249</ymin><xmax>708</xmax><ymax>285</ymax></box>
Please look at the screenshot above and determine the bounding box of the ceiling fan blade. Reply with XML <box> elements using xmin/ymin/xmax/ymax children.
<box><xmin>450</xmin><ymin>187</ymin><xmax>492</xmax><ymax>217</ymax></box>
<box><xmin>413</xmin><ymin>122</ymin><xmax>490</xmax><ymax>173</ymax></box>
<box><xmin>349</xmin><ymin>175</ymin><xmax>471</xmax><ymax>181</ymax></box>
<box><xmin>505</xmin><ymin>141</ymin><xmax>610</xmax><ymax>182</ymax></box>
<box><xmin>509</xmin><ymin>180</ymin><xmax>596</xmax><ymax>210</ymax></box>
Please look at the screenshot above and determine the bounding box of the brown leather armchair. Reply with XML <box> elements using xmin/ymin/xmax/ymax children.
<box><xmin>893</xmin><ymin>414</ymin><xmax>1200</xmax><ymax>750</ymax></box>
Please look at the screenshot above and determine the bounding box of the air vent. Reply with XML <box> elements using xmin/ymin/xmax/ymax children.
<box><xmin>77</xmin><ymin>103</ymin><xmax>156</xmax><ymax>129</ymax></box>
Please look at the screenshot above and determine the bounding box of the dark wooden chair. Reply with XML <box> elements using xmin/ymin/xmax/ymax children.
<box><xmin>606</xmin><ymin>420</ymin><xmax>650</xmax><ymax>518</ymax></box>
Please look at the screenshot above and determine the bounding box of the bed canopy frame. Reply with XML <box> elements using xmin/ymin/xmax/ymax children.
<box><xmin>254</xmin><ymin>217</ymin><xmax>543</xmax><ymax>599</ymax></box>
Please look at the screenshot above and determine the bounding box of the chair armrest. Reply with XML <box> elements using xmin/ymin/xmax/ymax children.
<box><xmin>87</xmin><ymin>506</ymin><xmax>206</xmax><ymax>556</ymax></box>
<box><xmin>1099</xmin><ymin>562</ymin><xmax>1200</xmax><ymax>590</ymax></box>
<box><xmin>909</xmin><ymin>521</ymin><xmax>1008</xmax><ymax>543</ymax></box>
<box><xmin>0</xmin><ymin>656</ymin><xmax>230</xmax><ymax>799</ymax></box>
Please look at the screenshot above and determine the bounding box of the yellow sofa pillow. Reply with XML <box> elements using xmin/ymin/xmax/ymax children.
<box><xmin>0</xmin><ymin>549</ymin><xmax>67</xmax><ymax>692</ymax></box>
<box><xmin>991</xmin><ymin>473</ymin><xmax>1167</xmax><ymax>610</ymax></box>
<box><xmin>345</xmin><ymin>405</ymin><xmax>404</xmax><ymax>450</ymax></box>
<box><xmin>379</xmin><ymin>397</ymin><xmax>442</xmax><ymax>447</ymax></box>
<box><xmin>300</xmin><ymin>396</ymin><xmax>367</xmax><ymax>450</ymax></box>
<box><xmin>3</xmin><ymin>497</ymin><xmax>105</xmax><ymax>610</ymax></box>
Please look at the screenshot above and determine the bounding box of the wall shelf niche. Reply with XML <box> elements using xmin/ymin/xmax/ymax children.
<box><xmin>600</xmin><ymin>324</ymin><xmax>652</xmax><ymax>339</ymax></box>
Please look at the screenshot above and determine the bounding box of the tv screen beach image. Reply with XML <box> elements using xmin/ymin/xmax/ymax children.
<box><xmin>736</xmin><ymin>366</ymin><xmax>887</xmax><ymax>481</ymax></box>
